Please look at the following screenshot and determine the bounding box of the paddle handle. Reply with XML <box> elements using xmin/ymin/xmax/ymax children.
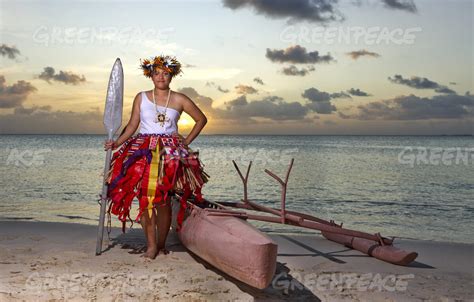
<box><xmin>96</xmin><ymin>133</ymin><xmax>114</xmax><ymax>255</ymax></box>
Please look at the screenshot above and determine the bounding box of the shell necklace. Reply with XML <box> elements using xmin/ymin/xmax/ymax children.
<box><xmin>152</xmin><ymin>88</ymin><xmax>171</xmax><ymax>126</ymax></box>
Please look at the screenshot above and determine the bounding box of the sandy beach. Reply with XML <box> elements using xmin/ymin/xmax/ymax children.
<box><xmin>0</xmin><ymin>220</ymin><xmax>472</xmax><ymax>301</ymax></box>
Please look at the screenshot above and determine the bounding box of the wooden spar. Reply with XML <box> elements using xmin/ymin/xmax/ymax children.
<box><xmin>264</xmin><ymin>158</ymin><xmax>293</xmax><ymax>224</ymax></box>
<box><xmin>233</xmin><ymin>159</ymin><xmax>294</xmax><ymax>224</ymax></box>
<box><xmin>204</xmin><ymin>208</ymin><xmax>248</xmax><ymax>215</ymax></box>
<box><xmin>233</xmin><ymin>159</ymin><xmax>334</xmax><ymax>225</ymax></box>
<box><xmin>245</xmin><ymin>200</ymin><xmax>304</xmax><ymax>223</ymax></box>
<box><xmin>231</xmin><ymin>159</ymin><xmax>392</xmax><ymax>244</ymax></box>
<box><xmin>232</xmin><ymin>160</ymin><xmax>252</xmax><ymax>204</ymax></box>
<box><xmin>241</xmin><ymin>210</ymin><xmax>393</xmax><ymax>244</ymax></box>
<box><xmin>217</xmin><ymin>201</ymin><xmax>337</xmax><ymax>226</ymax></box>
<box><xmin>206</xmin><ymin>198</ymin><xmax>230</xmax><ymax>210</ymax></box>
<box><xmin>202</xmin><ymin>199</ymin><xmax>392</xmax><ymax>245</ymax></box>
<box><xmin>225</xmin><ymin>158</ymin><xmax>418</xmax><ymax>265</ymax></box>
<box><xmin>206</xmin><ymin>212</ymin><xmax>249</xmax><ymax>218</ymax></box>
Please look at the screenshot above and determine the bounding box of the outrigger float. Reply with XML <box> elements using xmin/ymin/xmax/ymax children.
<box><xmin>172</xmin><ymin>158</ymin><xmax>418</xmax><ymax>290</ymax></box>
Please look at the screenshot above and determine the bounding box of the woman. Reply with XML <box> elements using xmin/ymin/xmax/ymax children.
<box><xmin>103</xmin><ymin>55</ymin><xmax>209</xmax><ymax>259</ymax></box>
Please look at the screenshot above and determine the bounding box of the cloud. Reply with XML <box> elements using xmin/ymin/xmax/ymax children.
<box><xmin>381</xmin><ymin>0</ymin><xmax>417</xmax><ymax>13</ymax></box>
<box><xmin>346</xmin><ymin>49</ymin><xmax>381</xmax><ymax>60</ymax></box>
<box><xmin>178</xmin><ymin>86</ymin><xmax>309</xmax><ymax>122</ymax></box>
<box><xmin>226</xmin><ymin>95</ymin><xmax>248</xmax><ymax>108</ymax></box>
<box><xmin>306</xmin><ymin>101</ymin><xmax>336</xmax><ymax>114</ymax></box>
<box><xmin>302</xmin><ymin>87</ymin><xmax>351</xmax><ymax>102</ymax></box>
<box><xmin>330</xmin><ymin>91</ymin><xmax>352</xmax><ymax>99</ymax></box>
<box><xmin>388</xmin><ymin>74</ymin><xmax>455</xmax><ymax>94</ymax></box>
<box><xmin>223</xmin><ymin>95</ymin><xmax>309</xmax><ymax>121</ymax></box>
<box><xmin>253</xmin><ymin>77</ymin><xmax>264</xmax><ymax>85</ymax></box>
<box><xmin>235</xmin><ymin>84</ymin><xmax>258</xmax><ymax>95</ymax></box>
<box><xmin>323</xmin><ymin>119</ymin><xmax>337</xmax><ymax>126</ymax></box>
<box><xmin>281</xmin><ymin>65</ymin><xmax>315</xmax><ymax>76</ymax></box>
<box><xmin>302</xmin><ymin>88</ymin><xmax>332</xmax><ymax>103</ymax></box>
<box><xmin>0</xmin><ymin>75</ymin><xmax>37</xmax><ymax>108</ymax></box>
<box><xmin>179</xmin><ymin>86</ymin><xmax>234</xmax><ymax>122</ymax></box>
<box><xmin>177</xmin><ymin>87</ymin><xmax>215</xmax><ymax>113</ymax></box>
<box><xmin>266</xmin><ymin>45</ymin><xmax>334</xmax><ymax>64</ymax></box>
<box><xmin>222</xmin><ymin>0</ymin><xmax>344</xmax><ymax>24</ymax></box>
<box><xmin>339</xmin><ymin>93</ymin><xmax>474</xmax><ymax>120</ymax></box>
<box><xmin>13</xmin><ymin>105</ymin><xmax>52</xmax><ymax>114</ymax></box>
<box><xmin>37</xmin><ymin>67</ymin><xmax>86</xmax><ymax>85</ymax></box>
<box><xmin>217</xmin><ymin>86</ymin><xmax>230</xmax><ymax>93</ymax></box>
<box><xmin>301</xmin><ymin>87</ymin><xmax>351</xmax><ymax>114</ymax></box>
<box><xmin>0</xmin><ymin>44</ymin><xmax>21</xmax><ymax>60</ymax></box>
<box><xmin>0</xmin><ymin>105</ymin><xmax>103</xmax><ymax>134</ymax></box>
<box><xmin>222</xmin><ymin>0</ymin><xmax>415</xmax><ymax>26</ymax></box>
<box><xmin>206</xmin><ymin>81</ymin><xmax>229</xmax><ymax>93</ymax></box>
<box><xmin>347</xmin><ymin>88</ymin><xmax>371</xmax><ymax>96</ymax></box>
<box><xmin>434</xmin><ymin>86</ymin><xmax>456</xmax><ymax>94</ymax></box>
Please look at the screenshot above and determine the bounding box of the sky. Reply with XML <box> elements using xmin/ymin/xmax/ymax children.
<box><xmin>0</xmin><ymin>0</ymin><xmax>472</xmax><ymax>135</ymax></box>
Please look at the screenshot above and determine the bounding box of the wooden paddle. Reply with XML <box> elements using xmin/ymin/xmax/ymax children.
<box><xmin>96</xmin><ymin>58</ymin><xmax>124</xmax><ymax>255</ymax></box>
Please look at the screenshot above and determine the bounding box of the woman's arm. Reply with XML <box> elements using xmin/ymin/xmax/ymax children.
<box><xmin>180</xmin><ymin>93</ymin><xmax>207</xmax><ymax>146</ymax></box>
<box><xmin>115</xmin><ymin>93</ymin><xmax>141</xmax><ymax>145</ymax></box>
<box><xmin>104</xmin><ymin>93</ymin><xmax>141</xmax><ymax>150</ymax></box>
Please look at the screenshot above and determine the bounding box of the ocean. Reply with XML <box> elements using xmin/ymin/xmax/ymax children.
<box><xmin>0</xmin><ymin>134</ymin><xmax>472</xmax><ymax>243</ymax></box>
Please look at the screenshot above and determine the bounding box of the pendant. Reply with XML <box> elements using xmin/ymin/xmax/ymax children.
<box><xmin>154</xmin><ymin>113</ymin><xmax>168</xmax><ymax>126</ymax></box>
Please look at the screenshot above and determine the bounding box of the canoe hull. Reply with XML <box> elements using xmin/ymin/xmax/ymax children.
<box><xmin>172</xmin><ymin>201</ymin><xmax>278</xmax><ymax>289</ymax></box>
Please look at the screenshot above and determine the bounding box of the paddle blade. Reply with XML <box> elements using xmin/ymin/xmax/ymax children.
<box><xmin>103</xmin><ymin>58</ymin><xmax>124</xmax><ymax>138</ymax></box>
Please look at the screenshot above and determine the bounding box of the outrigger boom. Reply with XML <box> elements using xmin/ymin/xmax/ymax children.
<box><xmin>193</xmin><ymin>158</ymin><xmax>418</xmax><ymax>266</ymax></box>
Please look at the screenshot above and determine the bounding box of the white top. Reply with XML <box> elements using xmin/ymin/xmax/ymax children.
<box><xmin>138</xmin><ymin>91</ymin><xmax>180</xmax><ymax>135</ymax></box>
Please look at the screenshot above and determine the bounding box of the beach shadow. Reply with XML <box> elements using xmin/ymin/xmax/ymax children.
<box><xmin>104</xmin><ymin>227</ymin><xmax>186</xmax><ymax>255</ymax></box>
<box><xmin>57</xmin><ymin>214</ymin><xmax>96</xmax><ymax>221</ymax></box>
<box><xmin>278</xmin><ymin>234</ymin><xmax>352</xmax><ymax>264</ymax></box>
<box><xmin>403</xmin><ymin>261</ymin><xmax>435</xmax><ymax>269</ymax></box>
<box><xmin>278</xmin><ymin>235</ymin><xmax>434</xmax><ymax>269</ymax></box>
<box><xmin>184</xmin><ymin>248</ymin><xmax>321</xmax><ymax>301</ymax></box>
<box><xmin>103</xmin><ymin>227</ymin><xmax>320</xmax><ymax>300</ymax></box>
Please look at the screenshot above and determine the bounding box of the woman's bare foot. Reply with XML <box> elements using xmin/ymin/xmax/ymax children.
<box><xmin>140</xmin><ymin>246</ymin><xmax>158</xmax><ymax>259</ymax></box>
<box><xmin>157</xmin><ymin>247</ymin><xmax>171</xmax><ymax>255</ymax></box>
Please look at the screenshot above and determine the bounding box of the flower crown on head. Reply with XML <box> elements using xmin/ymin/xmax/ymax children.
<box><xmin>139</xmin><ymin>55</ymin><xmax>183</xmax><ymax>78</ymax></box>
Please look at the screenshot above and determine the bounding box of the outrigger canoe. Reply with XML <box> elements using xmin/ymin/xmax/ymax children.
<box><xmin>171</xmin><ymin>197</ymin><xmax>278</xmax><ymax>289</ymax></box>
<box><xmin>168</xmin><ymin>158</ymin><xmax>418</xmax><ymax>290</ymax></box>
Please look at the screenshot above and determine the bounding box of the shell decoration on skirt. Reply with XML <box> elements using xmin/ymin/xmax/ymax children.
<box><xmin>105</xmin><ymin>132</ymin><xmax>209</xmax><ymax>233</ymax></box>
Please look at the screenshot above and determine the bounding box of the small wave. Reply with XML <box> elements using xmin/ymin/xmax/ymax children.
<box><xmin>0</xmin><ymin>216</ymin><xmax>35</xmax><ymax>220</ymax></box>
<box><xmin>56</xmin><ymin>214</ymin><xmax>95</xmax><ymax>221</ymax></box>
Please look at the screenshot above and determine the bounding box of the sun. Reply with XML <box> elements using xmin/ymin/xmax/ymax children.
<box><xmin>178</xmin><ymin>114</ymin><xmax>193</xmax><ymax>129</ymax></box>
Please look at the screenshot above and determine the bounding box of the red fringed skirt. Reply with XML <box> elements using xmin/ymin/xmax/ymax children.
<box><xmin>105</xmin><ymin>133</ymin><xmax>209</xmax><ymax>233</ymax></box>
